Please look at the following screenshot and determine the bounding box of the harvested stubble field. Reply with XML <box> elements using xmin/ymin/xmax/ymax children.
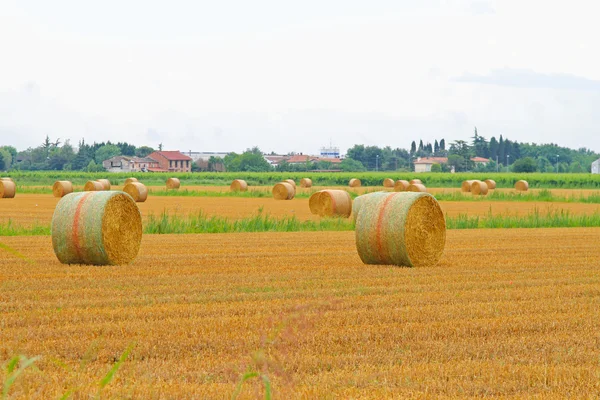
<box><xmin>2</xmin><ymin>228</ymin><xmax>600</xmax><ymax>398</ymax></box>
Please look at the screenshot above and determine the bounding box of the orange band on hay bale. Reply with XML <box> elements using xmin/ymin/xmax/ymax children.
<box><xmin>352</xmin><ymin>192</ymin><xmax>389</xmax><ymax>222</ymax></box>
<box><xmin>96</xmin><ymin>179</ymin><xmax>111</xmax><ymax>190</ymax></box>
<box><xmin>84</xmin><ymin>181</ymin><xmax>104</xmax><ymax>191</ymax></box>
<box><xmin>123</xmin><ymin>182</ymin><xmax>148</xmax><ymax>202</ymax></box>
<box><xmin>484</xmin><ymin>179</ymin><xmax>496</xmax><ymax>190</ymax></box>
<box><xmin>355</xmin><ymin>192</ymin><xmax>446</xmax><ymax>267</ymax></box>
<box><xmin>383</xmin><ymin>178</ymin><xmax>394</xmax><ymax>188</ymax></box>
<box><xmin>515</xmin><ymin>180</ymin><xmax>529</xmax><ymax>191</ymax></box>
<box><xmin>310</xmin><ymin>190</ymin><xmax>352</xmax><ymax>217</ymax></box>
<box><xmin>51</xmin><ymin>191</ymin><xmax>142</xmax><ymax>265</ymax></box>
<box><xmin>349</xmin><ymin>178</ymin><xmax>361</xmax><ymax>187</ymax></box>
<box><xmin>166</xmin><ymin>178</ymin><xmax>180</xmax><ymax>189</ymax></box>
<box><xmin>300</xmin><ymin>178</ymin><xmax>312</xmax><ymax>188</ymax></box>
<box><xmin>230</xmin><ymin>179</ymin><xmax>248</xmax><ymax>192</ymax></box>
<box><xmin>471</xmin><ymin>180</ymin><xmax>488</xmax><ymax>196</ymax></box>
<box><xmin>124</xmin><ymin>178</ymin><xmax>138</xmax><ymax>185</ymax></box>
<box><xmin>272</xmin><ymin>182</ymin><xmax>295</xmax><ymax>200</ymax></box>
<box><xmin>408</xmin><ymin>184</ymin><xmax>427</xmax><ymax>192</ymax></box>
<box><xmin>461</xmin><ymin>180</ymin><xmax>476</xmax><ymax>192</ymax></box>
<box><xmin>409</xmin><ymin>179</ymin><xmax>422</xmax><ymax>185</ymax></box>
<box><xmin>394</xmin><ymin>180</ymin><xmax>409</xmax><ymax>192</ymax></box>
<box><xmin>53</xmin><ymin>181</ymin><xmax>73</xmax><ymax>198</ymax></box>
<box><xmin>0</xmin><ymin>180</ymin><xmax>16</xmax><ymax>198</ymax></box>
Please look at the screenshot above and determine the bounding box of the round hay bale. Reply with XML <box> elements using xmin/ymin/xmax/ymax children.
<box><xmin>166</xmin><ymin>178</ymin><xmax>181</xmax><ymax>189</ymax></box>
<box><xmin>515</xmin><ymin>180</ymin><xmax>529</xmax><ymax>192</ymax></box>
<box><xmin>310</xmin><ymin>190</ymin><xmax>352</xmax><ymax>218</ymax></box>
<box><xmin>230</xmin><ymin>179</ymin><xmax>248</xmax><ymax>192</ymax></box>
<box><xmin>123</xmin><ymin>182</ymin><xmax>148</xmax><ymax>202</ymax></box>
<box><xmin>1</xmin><ymin>177</ymin><xmax>13</xmax><ymax>182</ymax></box>
<box><xmin>96</xmin><ymin>179</ymin><xmax>111</xmax><ymax>190</ymax></box>
<box><xmin>394</xmin><ymin>180</ymin><xmax>410</xmax><ymax>192</ymax></box>
<box><xmin>309</xmin><ymin>191</ymin><xmax>322</xmax><ymax>215</ymax></box>
<box><xmin>284</xmin><ymin>179</ymin><xmax>297</xmax><ymax>194</ymax></box>
<box><xmin>407</xmin><ymin>184</ymin><xmax>427</xmax><ymax>192</ymax></box>
<box><xmin>355</xmin><ymin>192</ymin><xmax>446</xmax><ymax>267</ymax></box>
<box><xmin>383</xmin><ymin>178</ymin><xmax>394</xmax><ymax>188</ymax></box>
<box><xmin>471</xmin><ymin>180</ymin><xmax>488</xmax><ymax>196</ymax></box>
<box><xmin>124</xmin><ymin>177</ymin><xmax>138</xmax><ymax>185</ymax></box>
<box><xmin>0</xmin><ymin>180</ymin><xmax>16</xmax><ymax>198</ymax></box>
<box><xmin>409</xmin><ymin>179</ymin><xmax>422</xmax><ymax>185</ymax></box>
<box><xmin>84</xmin><ymin>181</ymin><xmax>104</xmax><ymax>192</ymax></box>
<box><xmin>461</xmin><ymin>180</ymin><xmax>476</xmax><ymax>192</ymax></box>
<box><xmin>349</xmin><ymin>178</ymin><xmax>361</xmax><ymax>187</ymax></box>
<box><xmin>484</xmin><ymin>179</ymin><xmax>496</xmax><ymax>190</ymax></box>
<box><xmin>352</xmin><ymin>192</ymin><xmax>389</xmax><ymax>223</ymax></box>
<box><xmin>272</xmin><ymin>182</ymin><xmax>295</xmax><ymax>200</ymax></box>
<box><xmin>300</xmin><ymin>178</ymin><xmax>312</xmax><ymax>188</ymax></box>
<box><xmin>53</xmin><ymin>181</ymin><xmax>73</xmax><ymax>198</ymax></box>
<box><xmin>51</xmin><ymin>191</ymin><xmax>142</xmax><ymax>265</ymax></box>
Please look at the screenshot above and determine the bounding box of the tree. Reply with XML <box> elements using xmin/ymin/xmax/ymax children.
<box><xmin>489</xmin><ymin>136</ymin><xmax>499</xmax><ymax>161</ymax></box>
<box><xmin>86</xmin><ymin>159</ymin><xmax>104</xmax><ymax>172</ymax></box>
<box><xmin>95</xmin><ymin>144</ymin><xmax>121</xmax><ymax>164</ymax></box>
<box><xmin>471</xmin><ymin>127</ymin><xmax>489</xmax><ymax>158</ymax></box>
<box><xmin>418</xmin><ymin>140</ymin><xmax>424</xmax><ymax>152</ymax></box>
<box><xmin>434</xmin><ymin>140</ymin><xmax>439</xmax><ymax>155</ymax></box>
<box><xmin>511</xmin><ymin>157</ymin><xmax>537</xmax><ymax>173</ymax></box>
<box><xmin>340</xmin><ymin>158</ymin><xmax>367</xmax><ymax>172</ymax></box>
<box><xmin>0</xmin><ymin>148</ymin><xmax>12</xmax><ymax>170</ymax></box>
<box><xmin>439</xmin><ymin>139</ymin><xmax>446</xmax><ymax>151</ymax></box>
<box><xmin>430</xmin><ymin>163</ymin><xmax>442</xmax><ymax>172</ymax></box>
<box><xmin>223</xmin><ymin>148</ymin><xmax>271</xmax><ymax>172</ymax></box>
<box><xmin>1</xmin><ymin>146</ymin><xmax>17</xmax><ymax>161</ymax></box>
<box><xmin>447</xmin><ymin>155</ymin><xmax>466</xmax><ymax>172</ymax></box>
<box><xmin>42</xmin><ymin>135</ymin><xmax>52</xmax><ymax>159</ymax></box>
<box><xmin>410</xmin><ymin>141</ymin><xmax>416</xmax><ymax>155</ymax></box>
<box><xmin>158</xmin><ymin>143</ymin><xmax>163</xmax><ymax>151</ymax></box>
<box><xmin>135</xmin><ymin>146</ymin><xmax>154</xmax><ymax>158</ymax></box>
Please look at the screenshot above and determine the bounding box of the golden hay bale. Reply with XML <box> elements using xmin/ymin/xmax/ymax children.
<box><xmin>272</xmin><ymin>182</ymin><xmax>295</xmax><ymax>200</ymax></box>
<box><xmin>349</xmin><ymin>178</ymin><xmax>361</xmax><ymax>187</ymax></box>
<box><xmin>0</xmin><ymin>180</ymin><xmax>16</xmax><ymax>198</ymax></box>
<box><xmin>51</xmin><ymin>191</ymin><xmax>142</xmax><ymax>265</ymax></box>
<box><xmin>352</xmin><ymin>192</ymin><xmax>389</xmax><ymax>222</ymax></box>
<box><xmin>84</xmin><ymin>181</ymin><xmax>104</xmax><ymax>192</ymax></box>
<box><xmin>300</xmin><ymin>178</ymin><xmax>313</xmax><ymax>188</ymax></box>
<box><xmin>394</xmin><ymin>180</ymin><xmax>410</xmax><ymax>192</ymax></box>
<box><xmin>230</xmin><ymin>179</ymin><xmax>248</xmax><ymax>192</ymax></box>
<box><xmin>383</xmin><ymin>178</ymin><xmax>394</xmax><ymax>188</ymax></box>
<box><xmin>309</xmin><ymin>191</ymin><xmax>322</xmax><ymax>215</ymax></box>
<box><xmin>471</xmin><ymin>180</ymin><xmax>488</xmax><ymax>196</ymax></box>
<box><xmin>166</xmin><ymin>178</ymin><xmax>181</xmax><ymax>189</ymax></box>
<box><xmin>309</xmin><ymin>190</ymin><xmax>352</xmax><ymax>218</ymax></box>
<box><xmin>515</xmin><ymin>180</ymin><xmax>529</xmax><ymax>192</ymax></box>
<box><xmin>96</xmin><ymin>179</ymin><xmax>111</xmax><ymax>190</ymax></box>
<box><xmin>284</xmin><ymin>179</ymin><xmax>297</xmax><ymax>189</ymax></box>
<box><xmin>1</xmin><ymin>177</ymin><xmax>13</xmax><ymax>182</ymax></box>
<box><xmin>355</xmin><ymin>192</ymin><xmax>446</xmax><ymax>267</ymax></box>
<box><xmin>123</xmin><ymin>182</ymin><xmax>148</xmax><ymax>202</ymax></box>
<box><xmin>484</xmin><ymin>179</ymin><xmax>496</xmax><ymax>190</ymax></box>
<box><xmin>409</xmin><ymin>179</ymin><xmax>422</xmax><ymax>185</ymax></box>
<box><xmin>461</xmin><ymin>180</ymin><xmax>476</xmax><ymax>192</ymax></box>
<box><xmin>124</xmin><ymin>177</ymin><xmax>138</xmax><ymax>185</ymax></box>
<box><xmin>52</xmin><ymin>181</ymin><xmax>73</xmax><ymax>198</ymax></box>
<box><xmin>407</xmin><ymin>184</ymin><xmax>427</xmax><ymax>192</ymax></box>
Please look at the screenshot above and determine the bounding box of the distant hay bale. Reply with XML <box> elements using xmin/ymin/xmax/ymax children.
<box><xmin>355</xmin><ymin>192</ymin><xmax>446</xmax><ymax>267</ymax></box>
<box><xmin>272</xmin><ymin>182</ymin><xmax>295</xmax><ymax>200</ymax></box>
<box><xmin>284</xmin><ymin>179</ymin><xmax>297</xmax><ymax>189</ymax></box>
<box><xmin>51</xmin><ymin>191</ymin><xmax>142</xmax><ymax>265</ymax></box>
<box><xmin>394</xmin><ymin>180</ymin><xmax>410</xmax><ymax>192</ymax></box>
<box><xmin>0</xmin><ymin>180</ymin><xmax>16</xmax><ymax>198</ymax></box>
<box><xmin>409</xmin><ymin>179</ymin><xmax>422</xmax><ymax>185</ymax></box>
<box><xmin>471</xmin><ymin>180</ymin><xmax>488</xmax><ymax>196</ymax></box>
<box><xmin>461</xmin><ymin>180</ymin><xmax>476</xmax><ymax>192</ymax></box>
<box><xmin>52</xmin><ymin>181</ymin><xmax>73</xmax><ymax>198</ymax></box>
<box><xmin>300</xmin><ymin>178</ymin><xmax>313</xmax><ymax>188</ymax></box>
<box><xmin>96</xmin><ymin>179</ymin><xmax>111</xmax><ymax>190</ymax></box>
<box><xmin>484</xmin><ymin>179</ymin><xmax>496</xmax><ymax>190</ymax></box>
<box><xmin>515</xmin><ymin>180</ymin><xmax>529</xmax><ymax>192</ymax></box>
<box><xmin>407</xmin><ymin>184</ymin><xmax>427</xmax><ymax>192</ymax></box>
<box><xmin>123</xmin><ymin>182</ymin><xmax>148</xmax><ymax>202</ymax></box>
<box><xmin>166</xmin><ymin>178</ymin><xmax>180</xmax><ymax>189</ymax></box>
<box><xmin>84</xmin><ymin>181</ymin><xmax>104</xmax><ymax>192</ymax></box>
<box><xmin>124</xmin><ymin>177</ymin><xmax>138</xmax><ymax>185</ymax></box>
<box><xmin>349</xmin><ymin>178</ymin><xmax>361</xmax><ymax>187</ymax></box>
<box><xmin>383</xmin><ymin>178</ymin><xmax>394</xmax><ymax>188</ymax></box>
<box><xmin>308</xmin><ymin>190</ymin><xmax>352</xmax><ymax>218</ymax></box>
<box><xmin>230</xmin><ymin>179</ymin><xmax>248</xmax><ymax>192</ymax></box>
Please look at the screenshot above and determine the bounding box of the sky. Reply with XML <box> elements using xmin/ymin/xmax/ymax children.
<box><xmin>1</xmin><ymin>0</ymin><xmax>600</xmax><ymax>155</ymax></box>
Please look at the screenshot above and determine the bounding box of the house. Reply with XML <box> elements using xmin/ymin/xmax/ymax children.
<box><xmin>413</xmin><ymin>157</ymin><xmax>448</xmax><ymax>173</ymax></box>
<box><xmin>471</xmin><ymin>157</ymin><xmax>490</xmax><ymax>166</ymax></box>
<box><xmin>102</xmin><ymin>156</ymin><xmax>162</xmax><ymax>173</ymax></box>
<box><xmin>592</xmin><ymin>159</ymin><xmax>600</xmax><ymax>174</ymax></box>
<box><xmin>148</xmin><ymin>151</ymin><xmax>193</xmax><ymax>172</ymax></box>
<box><xmin>182</xmin><ymin>151</ymin><xmax>229</xmax><ymax>163</ymax></box>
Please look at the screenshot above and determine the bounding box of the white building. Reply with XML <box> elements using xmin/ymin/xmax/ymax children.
<box><xmin>592</xmin><ymin>159</ymin><xmax>600</xmax><ymax>174</ymax></box>
<box><xmin>181</xmin><ymin>151</ymin><xmax>230</xmax><ymax>162</ymax></box>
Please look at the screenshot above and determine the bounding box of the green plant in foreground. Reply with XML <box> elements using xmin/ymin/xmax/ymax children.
<box><xmin>96</xmin><ymin>343</ymin><xmax>135</xmax><ymax>399</ymax></box>
<box><xmin>2</xmin><ymin>355</ymin><xmax>40</xmax><ymax>400</ymax></box>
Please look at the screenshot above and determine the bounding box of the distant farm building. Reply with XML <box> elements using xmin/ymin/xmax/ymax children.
<box><xmin>592</xmin><ymin>159</ymin><xmax>600</xmax><ymax>174</ymax></box>
<box><xmin>102</xmin><ymin>156</ymin><xmax>162</xmax><ymax>173</ymax></box>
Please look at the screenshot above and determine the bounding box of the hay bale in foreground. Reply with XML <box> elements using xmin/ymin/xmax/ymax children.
<box><xmin>461</xmin><ymin>180</ymin><xmax>476</xmax><ymax>192</ymax></box>
<box><xmin>51</xmin><ymin>191</ymin><xmax>142</xmax><ymax>265</ymax></box>
<box><xmin>96</xmin><ymin>179</ymin><xmax>111</xmax><ymax>190</ymax></box>
<box><xmin>84</xmin><ymin>181</ymin><xmax>104</xmax><ymax>192</ymax></box>
<box><xmin>230</xmin><ymin>179</ymin><xmax>248</xmax><ymax>192</ymax></box>
<box><xmin>408</xmin><ymin>184</ymin><xmax>427</xmax><ymax>192</ymax></box>
<box><xmin>309</xmin><ymin>190</ymin><xmax>352</xmax><ymax>218</ymax></box>
<box><xmin>383</xmin><ymin>178</ymin><xmax>394</xmax><ymax>188</ymax></box>
<box><xmin>123</xmin><ymin>182</ymin><xmax>148</xmax><ymax>202</ymax></box>
<box><xmin>355</xmin><ymin>192</ymin><xmax>446</xmax><ymax>267</ymax></box>
<box><xmin>484</xmin><ymin>179</ymin><xmax>496</xmax><ymax>190</ymax></box>
<box><xmin>1</xmin><ymin>177</ymin><xmax>13</xmax><ymax>182</ymax></box>
<box><xmin>349</xmin><ymin>178</ymin><xmax>361</xmax><ymax>187</ymax></box>
<box><xmin>409</xmin><ymin>179</ymin><xmax>422</xmax><ymax>185</ymax></box>
<box><xmin>53</xmin><ymin>181</ymin><xmax>73</xmax><ymax>198</ymax></box>
<box><xmin>471</xmin><ymin>180</ymin><xmax>488</xmax><ymax>196</ymax></box>
<box><xmin>166</xmin><ymin>178</ymin><xmax>180</xmax><ymax>189</ymax></box>
<box><xmin>124</xmin><ymin>177</ymin><xmax>138</xmax><ymax>185</ymax></box>
<box><xmin>300</xmin><ymin>178</ymin><xmax>312</xmax><ymax>188</ymax></box>
<box><xmin>0</xmin><ymin>180</ymin><xmax>16</xmax><ymax>198</ymax></box>
<box><xmin>352</xmin><ymin>192</ymin><xmax>389</xmax><ymax>222</ymax></box>
<box><xmin>272</xmin><ymin>182</ymin><xmax>295</xmax><ymax>200</ymax></box>
<box><xmin>394</xmin><ymin>180</ymin><xmax>409</xmax><ymax>192</ymax></box>
<box><xmin>515</xmin><ymin>180</ymin><xmax>529</xmax><ymax>192</ymax></box>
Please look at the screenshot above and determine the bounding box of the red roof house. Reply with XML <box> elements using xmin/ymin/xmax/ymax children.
<box><xmin>148</xmin><ymin>151</ymin><xmax>193</xmax><ymax>172</ymax></box>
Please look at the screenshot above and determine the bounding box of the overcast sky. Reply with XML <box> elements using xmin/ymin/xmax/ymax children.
<box><xmin>1</xmin><ymin>0</ymin><xmax>600</xmax><ymax>155</ymax></box>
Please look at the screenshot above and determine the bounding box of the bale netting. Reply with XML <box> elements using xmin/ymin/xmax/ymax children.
<box><xmin>352</xmin><ymin>192</ymin><xmax>389</xmax><ymax>223</ymax></box>
<box><xmin>408</xmin><ymin>184</ymin><xmax>427</xmax><ymax>192</ymax></box>
<box><xmin>471</xmin><ymin>180</ymin><xmax>488</xmax><ymax>196</ymax></box>
<box><xmin>84</xmin><ymin>181</ymin><xmax>104</xmax><ymax>192</ymax></box>
<box><xmin>409</xmin><ymin>179</ymin><xmax>422</xmax><ymax>185</ymax></box>
<box><xmin>51</xmin><ymin>191</ymin><xmax>143</xmax><ymax>265</ymax></box>
<box><xmin>123</xmin><ymin>182</ymin><xmax>148</xmax><ymax>202</ymax></box>
<box><xmin>96</xmin><ymin>179</ymin><xmax>111</xmax><ymax>190</ymax></box>
<box><xmin>484</xmin><ymin>179</ymin><xmax>496</xmax><ymax>190</ymax></box>
<box><xmin>230</xmin><ymin>179</ymin><xmax>248</xmax><ymax>192</ymax></box>
<box><xmin>272</xmin><ymin>182</ymin><xmax>295</xmax><ymax>200</ymax></box>
<box><xmin>349</xmin><ymin>178</ymin><xmax>361</xmax><ymax>187</ymax></box>
<box><xmin>461</xmin><ymin>180</ymin><xmax>476</xmax><ymax>192</ymax></box>
<box><xmin>300</xmin><ymin>178</ymin><xmax>313</xmax><ymax>188</ymax></box>
<box><xmin>309</xmin><ymin>190</ymin><xmax>352</xmax><ymax>218</ymax></box>
<box><xmin>166</xmin><ymin>178</ymin><xmax>181</xmax><ymax>189</ymax></box>
<box><xmin>383</xmin><ymin>178</ymin><xmax>394</xmax><ymax>188</ymax></box>
<box><xmin>394</xmin><ymin>180</ymin><xmax>410</xmax><ymax>192</ymax></box>
<box><xmin>53</xmin><ymin>181</ymin><xmax>73</xmax><ymax>198</ymax></box>
<box><xmin>124</xmin><ymin>177</ymin><xmax>138</xmax><ymax>185</ymax></box>
<box><xmin>355</xmin><ymin>192</ymin><xmax>446</xmax><ymax>267</ymax></box>
<box><xmin>0</xmin><ymin>180</ymin><xmax>16</xmax><ymax>198</ymax></box>
<box><xmin>515</xmin><ymin>180</ymin><xmax>529</xmax><ymax>192</ymax></box>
